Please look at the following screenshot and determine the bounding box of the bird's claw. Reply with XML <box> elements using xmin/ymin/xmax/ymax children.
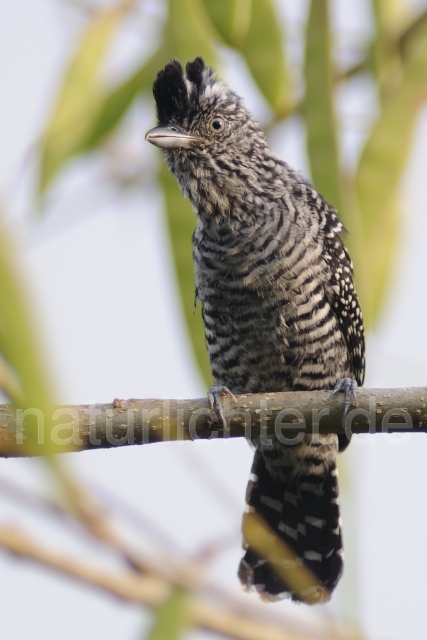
<box><xmin>208</xmin><ymin>385</ymin><xmax>237</xmax><ymax>428</ymax></box>
<box><xmin>330</xmin><ymin>377</ymin><xmax>358</xmax><ymax>417</ymax></box>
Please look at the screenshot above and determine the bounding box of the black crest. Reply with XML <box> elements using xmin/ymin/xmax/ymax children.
<box><xmin>185</xmin><ymin>57</ymin><xmax>205</xmax><ymax>90</ymax></box>
<box><xmin>153</xmin><ymin>59</ymin><xmax>188</xmax><ymax>125</ymax></box>
<box><xmin>153</xmin><ymin>57</ymin><xmax>207</xmax><ymax>126</ymax></box>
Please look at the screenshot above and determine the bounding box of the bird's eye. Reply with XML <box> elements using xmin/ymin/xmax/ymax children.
<box><xmin>210</xmin><ymin>117</ymin><xmax>225</xmax><ymax>132</ymax></box>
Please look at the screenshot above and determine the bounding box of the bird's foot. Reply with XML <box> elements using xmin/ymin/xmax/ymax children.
<box><xmin>329</xmin><ymin>377</ymin><xmax>358</xmax><ymax>417</ymax></box>
<box><xmin>208</xmin><ymin>385</ymin><xmax>237</xmax><ymax>428</ymax></box>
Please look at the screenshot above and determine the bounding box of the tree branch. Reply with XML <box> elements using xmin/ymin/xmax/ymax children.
<box><xmin>1</xmin><ymin>387</ymin><xmax>426</xmax><ymax>457</ymax></box>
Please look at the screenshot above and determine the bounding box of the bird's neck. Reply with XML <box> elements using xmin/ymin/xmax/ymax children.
<box><xmin>171</xmin><ymin>147</ymin><xmax>290</xmax><ymax>228</ymax></box>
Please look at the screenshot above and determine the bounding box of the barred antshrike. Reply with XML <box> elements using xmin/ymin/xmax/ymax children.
<box><xmin>146</xmin><ymin>58</ymin><xmax>365</xmax><ymax>604</ymax></box>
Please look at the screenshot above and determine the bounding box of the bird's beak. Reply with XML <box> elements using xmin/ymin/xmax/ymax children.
<box><xmin>145</xmin><ymin>126</ymin><xmax>200</xmax><ymax>149</ymax></box>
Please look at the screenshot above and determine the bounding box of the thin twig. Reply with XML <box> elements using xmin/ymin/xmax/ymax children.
<box><xmin>0</xmin><ymin>525</ymin><xmax>365</xmax><ymax>640</ymax></box>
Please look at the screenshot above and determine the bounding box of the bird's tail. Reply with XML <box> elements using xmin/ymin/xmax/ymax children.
<box><xmin>238</xmin><ymin>446</ymin><xmax>343</xmax><ymax>603</ymax></box>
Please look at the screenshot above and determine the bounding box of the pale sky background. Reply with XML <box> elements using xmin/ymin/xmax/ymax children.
<box><xmin>1</xmin><ymin>1</ymin><xmax>427</xmax><ymax>639</ymax></box>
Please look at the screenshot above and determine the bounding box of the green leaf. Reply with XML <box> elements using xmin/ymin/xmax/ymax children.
<box><xmin>372</xmin><ymin>0</ymin><xmax>403</xmax><ymax>105</ymax></box>
<box><xmin>202</xmin><ymin>0</ymin><xmax>252</xmax><ymax>47</ymax></box>
<box><xmin>166</xmin><ymin>0</ymin><xmax>217</xmax><ymax>65</ymax></box>
<box><xmin>38</xmin><ymin>6</ymin><xmax>128</xmax><ymax>195</ymax></box>
<box><xmin>159</xmin><ymin>165</ymin><xmax>212</xmax><ymax>387</ymax></box>
<box><xmin>0</xmin><ymin>216</ymin><xmax>55</xmax><ymax>452</ymax></box>
<box><xmin>239</xmin><ymin>0</ymin><xmax>292</xmax><ymax>116</ymax></box>
<box><xmin>355</xmin><ymin>20</ymin><xmax>427</xmax><ymax>326</ymax></box>
<box><xmin>400</xmin><ymin>9</ymin><xmax>427</xmax><ymax>60</ymax></box>
<box><xmin>147</xmin><ymin>588</ymin><xmax>190</xmax><ymax>640</ymax></box>
<box><xmin>82</xmin><ymin>50</ymin><xmax>165</xmax><ymax>150</ymax></box>
<box><xmin>304</xmin><ymin>0</ymin><xmax>343</xmax><ymax>212</ymax></box>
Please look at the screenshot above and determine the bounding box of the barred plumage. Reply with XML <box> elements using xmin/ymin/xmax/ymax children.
<box><xmin>146</xmin><ymin>57</ymin><xmax>365</xmax><ymax>603</ymax></box>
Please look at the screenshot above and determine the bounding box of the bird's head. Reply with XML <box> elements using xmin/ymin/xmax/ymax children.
<box><xmin>146</xmin><ymin>57</ymin><xmax>262</xmax><ymax>153</ymax></box>
<box><xmin>145</xmin><ymin>58</ymin><xmax>269</xmax><ymax>217</ymax></box>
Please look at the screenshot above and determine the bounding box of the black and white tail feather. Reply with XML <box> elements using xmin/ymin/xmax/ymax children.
<box><xmin>146</xmin><ymin>57</ymin><xmax>365</xmax><ymax>604</ymax></box>
<box><xmin>239</xmin><ymin>447</ymin><xmax>343</xmax><ymax>603</ymax></box>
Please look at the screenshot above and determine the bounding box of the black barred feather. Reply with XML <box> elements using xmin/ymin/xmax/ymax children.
<box><xmin>147</xmin><ymin>58</ymin><xmax>365</xmax><ymax>604</ymax></box>
<box><xmin>239</xmin><ymin>450</ymin><xmax>343</xmax><ymax>601</ymax></box>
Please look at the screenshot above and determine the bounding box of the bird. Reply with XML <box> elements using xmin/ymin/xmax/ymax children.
<box><xmin>145</xmin><ymin>57</ymin><xmax>365</xmax><ymax>604</ymax></box>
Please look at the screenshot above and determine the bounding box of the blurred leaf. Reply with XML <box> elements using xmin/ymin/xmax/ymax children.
<box><xmin>346</xmin><ymin>8</ymin><xmax>427</xmax><ymax>83</ymax></box>
<box><xmin>39</xmin><ymin>6</ymin><xmax>128</xmax><ymax>195</ymax></box>
<box><xmin>202</xmin><ymin>0</ymin><xmax>251</xmax><ymax>47</ymax></box>
<box><xmin>147</xmin><ymin>587</ymin><xmax>190</xmax><ymax>640</ymax></box>
<box><xmin>400</xmin><ymin>8</ymin><xmax>427</xmax><ymax>60</ymax></box>
<box><xmin>82</xmin><ymin>50</ymin><xmax>164</xmax><ymax>150</ymax></box>
<box><xmin>304</xmin><ymin>0</ymin><xmax>343</xmax><ymax>212</ymax></box>
<box><xmin>0</xmin><ymin>219</ymin><xmax>55</xmax><ymax>452</ymax></box>
<box><xmin>239</xmin><ymin>0</ymin><xmax>292</xmax><ymax>116</ymax></box>
<box><xmin>0</xmin><ymin>352</ymin><xmax>23</xmax><ymax>404</ymax></box>
<box><xmin>159</xmin><ymin>165</ymin><xmax>212</xmax><ymax>386</ymax></box>
<box><xmin>372</xmin><ymin>0</ymin><xmax>403</xmax><ymax>104</ymax></box>
<box><xmin>355</xmin><ymin>20</ymin><xmax>427</xmax><ymax>325</ymax></box>
<box><xmin>166</xmin><ymin>0</ymin><xmax>217</xmax><ymax>65</ymax></box>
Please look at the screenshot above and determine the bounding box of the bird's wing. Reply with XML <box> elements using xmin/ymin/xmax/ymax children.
<box><xmin>322</xmin><ymin>223</ymin><xmax>365</xmax><ymax>386</ymax></box>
